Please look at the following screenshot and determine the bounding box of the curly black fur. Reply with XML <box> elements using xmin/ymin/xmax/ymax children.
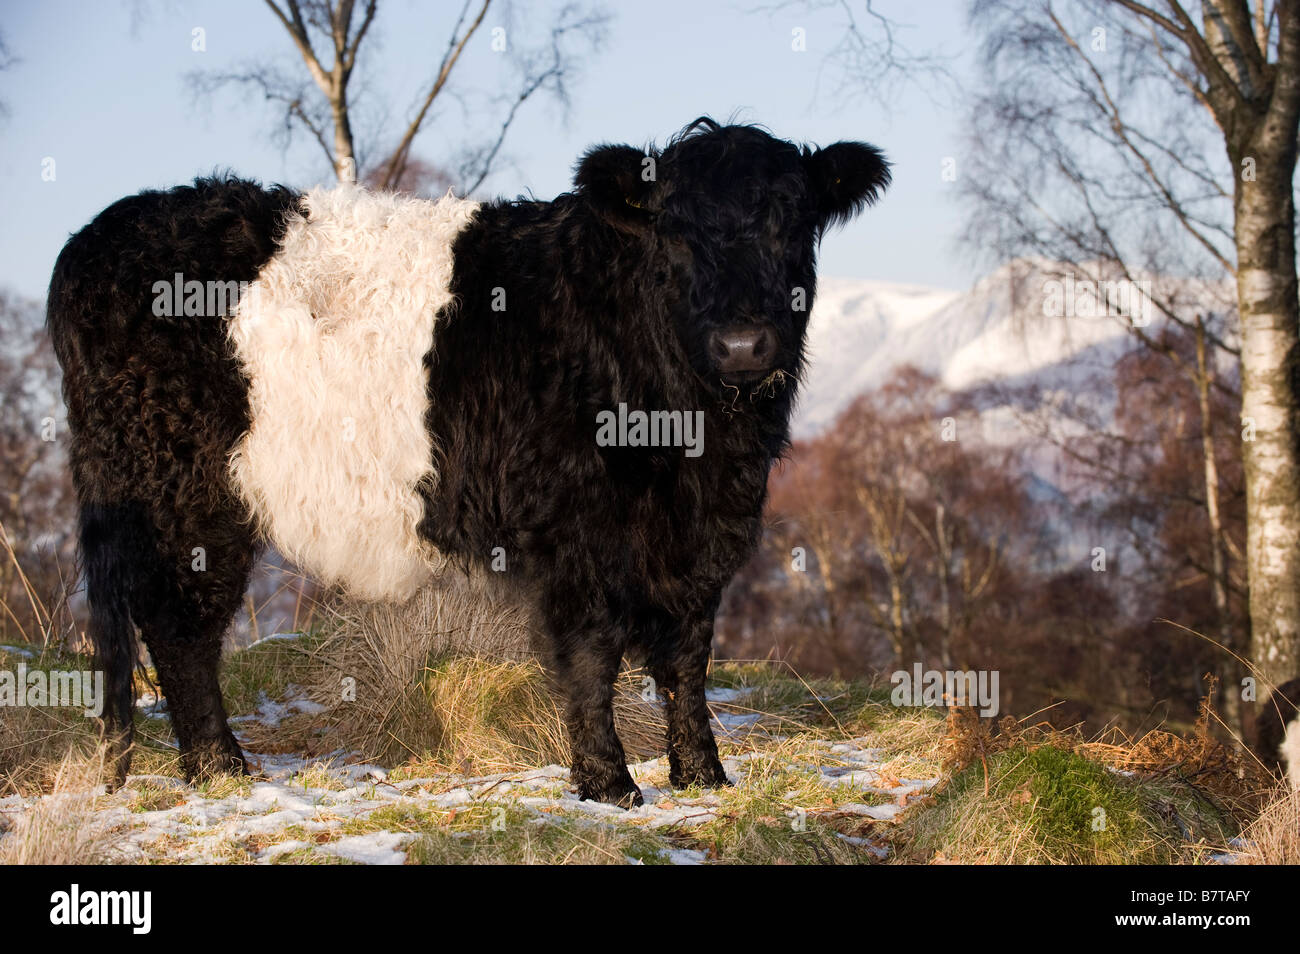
<box><xmin>47</xmin><ymin>121</ymin><xmax>890</xmax><ymax>805</ymax></box>
<box><xmin>48</xmin><ymin>177</ymin><xmax>302</xmax><ymax>783</ymax></box>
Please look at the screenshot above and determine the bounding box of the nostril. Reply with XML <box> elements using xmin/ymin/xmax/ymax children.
<box><xmin>708</xmin><ymin>332</ymin><xmax>731</xmax><ymax>362</ymax></box>
<box><xmin>751</xmin><ymin>330</ymin><xmax>773</xmax><ymax>361</ymax></box>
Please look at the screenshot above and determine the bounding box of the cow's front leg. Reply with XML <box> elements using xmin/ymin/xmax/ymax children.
<box><xmin>553</xmin><ymin>638</ymin><xmax>643</xmax><ymax>808</ymax></box>
<box><xmin>653</xmin><ymin>615</ymin><xmax>729</xmax><ymax>790</ymax></box>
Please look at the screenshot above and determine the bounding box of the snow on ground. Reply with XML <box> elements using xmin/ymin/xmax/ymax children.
<box><xmin>0</xmin><ymin>742</ymin><xmax>922</xmax><ymax>864</ymax></box>
<box><xmin>101</xmin><ymin>736</ymin><xmax>919</xmax><ymax>863</ymax></box>
<box><xmin>231</xmin><ymin>690</ymin><xmax>328</xmax><ymax>728</ymax></box>
<box><xmin>1207</xmin><ymin>838</ymin><xmax>1252</xmax><ymax>865</ymax></box>
<box><xmin>0</xmin><ymin>688</ymin><xmax>941</xmax><ymax>865</ymax></box>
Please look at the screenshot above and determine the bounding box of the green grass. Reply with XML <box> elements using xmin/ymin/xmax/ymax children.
<box><xmin>900</xmin><ymin>743</ymin><xmax>1237</xmax><ymax>864</ymax></box>
<box><xmin>219</xmin><ymin>631</ymin><xmax>322</xmax><ymax>717</ymax></box>
<box><xmin>402</xmin><ymin>804</ymin><xmax>677</xmax><ymax>865</ymax></box>
<box><xmin>708</xmin><ymin>661</ymin><xmax>900</xmax><ymax>733</ymax></box>
<box><xmin>667</xmin><ymin>739</ymin><xmax>894</xmax><ymax>864</ymax></box>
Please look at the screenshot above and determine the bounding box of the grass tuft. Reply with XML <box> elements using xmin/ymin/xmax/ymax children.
<box><xmin>1237</xmin><ymin>786</ymin><xmax>1300</xmax><ymax>864</ymax></box>
<box><xmin>897</xmin><ymin>742</ymin><xmax>1238</xmax><ymax>864</ymax></box>
<box><xmin>0</xmin><ymin>751</ymin><xmax>126</xmax><ymax>864</ymax></box>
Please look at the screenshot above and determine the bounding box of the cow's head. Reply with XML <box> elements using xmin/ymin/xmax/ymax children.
<box><xmin>575</xmin><ymin>118</ymin><xmax>890</xmax><ymax>398</ymax></box>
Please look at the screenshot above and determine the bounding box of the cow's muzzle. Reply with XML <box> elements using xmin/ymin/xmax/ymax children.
<box><xmin>708</xmin><ymin>325</ymin><xmax>776</xmax><ymax>381</ymax></box>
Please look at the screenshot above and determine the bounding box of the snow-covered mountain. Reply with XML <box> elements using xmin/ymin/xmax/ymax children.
<box><xmin>794</xmin><ymin>262</ymin><xmax>1169</xmax><ymax>438</ymax></box>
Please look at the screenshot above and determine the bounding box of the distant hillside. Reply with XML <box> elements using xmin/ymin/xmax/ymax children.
<box><xmin>795</xmin><ymin>262</ymin><xmax>1158</xmax><ymax>439</ymax></box>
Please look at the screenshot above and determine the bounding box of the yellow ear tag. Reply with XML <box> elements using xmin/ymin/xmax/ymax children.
<box><xmin>625</xmin><ymin>196</ymin><xmax>644</xmax><ymax>210</ymax></box>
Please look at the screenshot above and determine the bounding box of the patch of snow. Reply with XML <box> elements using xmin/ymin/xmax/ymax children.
<box><xmin>135</xmin><ymin>690</ymin><xmax>167</xmax><ymax>716</ymax></box>
<box><xmin>321</xmin><ymin>831</ymin><xmax>410</xmax><ymax>865</ymax></box>
<box><xmin>704</xmin><ymin>687</ymin><xmax>752</xmax><ymax>704</ymax></box>
<box><xmin>246</xmin><ymin>632</ymin><xmax>306</xmax><ymax>649</ymax></box>
<box><xmin>230</xmin><ymin>687</ymin><xmax>327</xmax><ymax>728</ymax></box>
<box><xmin>665</xmin><ymin>848</ymin><xmax>708</xmax><ymax>865</ymax></box>
<box><xmin>1208</xmin><ymin>837</ymin><xmax>1252</xmax><ymax>865</ymax></box>
<box><xmin>713</xmin><ymin>713</ymin><xmax>762</xmax><ymax>733</ymax></box>
<box><xmin>261</xmin><ymin>839</ymin><xmax>310</xmax><ymax>860</ymax></box>
<box><xmin>835</xmin><ymin>832</ymin><xmax>889</xmax><ymax>858</ymax></box>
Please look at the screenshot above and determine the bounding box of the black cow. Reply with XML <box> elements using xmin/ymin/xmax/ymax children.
<box><xmin>47</xmin><ymin>118</ymin><xmax>889</xmax><ymax>806</ymax></box>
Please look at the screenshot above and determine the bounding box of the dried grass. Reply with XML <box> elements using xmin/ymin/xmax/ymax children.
<box><xmin>0</xmin><ymin>696</ymin><xmax>100</xmax><ymax>796</ymax></box>
<box><xmin>0</xmin><ymin>751</ymin><xmax>127</xmax><ymax>864</ymax></box>
<box><xmin>253</xmin><ymin>570</ymin><xmax>670</xmax><ymax>771</ymax></box>
<box><xmin>1236</xmin><ymin>786</ymin><xmax>1300</xmax><ymax>864</ymax></box>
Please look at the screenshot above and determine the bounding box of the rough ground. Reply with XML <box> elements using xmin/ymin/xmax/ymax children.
<box><xmin>0</xmin><ymin>687</ymin><xmax>942</xmax><ymax>865</ymax></box>
<box><xmin>8</xmin><ymin>638</ymin><xmax>1265</xmax><ymax>864</ymax></box>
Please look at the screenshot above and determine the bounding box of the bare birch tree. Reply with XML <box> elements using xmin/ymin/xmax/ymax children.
<box><xmin>964</xmin><ymin>0</ymin><xmax>1300</xmax><ymax>719</ymax></box>
<box><xmin>192</xmin><ymin>0</ymin><xmax>607</xmax><ymax>191</ymax></box>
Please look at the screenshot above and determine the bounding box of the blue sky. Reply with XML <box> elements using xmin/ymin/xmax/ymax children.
<box><xmin>0</xmin><ymin>0</ymin><xmax>979</xmax><ymax>301</ymax></box>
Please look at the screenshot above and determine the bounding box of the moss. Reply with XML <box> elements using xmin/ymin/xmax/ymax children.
<box><xmin>901</xmin><ymin>743</ymin><xmax>1235</xmax><ymax>864</ymax></box>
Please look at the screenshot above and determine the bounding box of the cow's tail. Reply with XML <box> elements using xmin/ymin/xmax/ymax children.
<box><xmin>79</xmin><ymin>501</ymin><xmax>151</xmax><ymax>788</ymax></box>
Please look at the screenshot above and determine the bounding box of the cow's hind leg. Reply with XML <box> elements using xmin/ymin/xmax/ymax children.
<box><xmin>131</xmin><ymin>526</ymin><xmax>256</xmax><ymax>782</ymax></box>
<box><xmin>139</xmin><ymin>610</ymin><xmax>246</xmax><ymax>781</ymax></box>
<box><xmin>81</xmin><ymin>501</ymin><xmax>254</xmax><ymax>785</ymax></box>
<box><xmin>650</xmin><ymin>612</ymin><xmax>729</xmax><ymax>790</ymax></box>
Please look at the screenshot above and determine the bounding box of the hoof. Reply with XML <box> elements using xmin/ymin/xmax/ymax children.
<box><xmin>669</xmin><ymin>755</ymin><xmax>730</xmax><ymax>790</ymax></box>
<box><xmin>183</xmin><ymin>738</ymin><xmax>249</xmax><ymax>783</ymax></box>
<box><xmin>575</xmin><ymin>769</ymin><xmax>644</xmax><ymax>809</ymax></box>
<box><xmin>100</xmin><ymin>727</ymin><xmax>135</xmax><ymax>793</ymax></box>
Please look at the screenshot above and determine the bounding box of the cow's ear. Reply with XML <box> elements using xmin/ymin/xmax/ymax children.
<box><xmin>574</xmin><ymin>144</ymin><xmax>657</xmax><ymax>231</ymax></box>
<box><xmin>804</xmin><ymin>142</ymin><xmax>891</xmax><ymax>229</ymax></box>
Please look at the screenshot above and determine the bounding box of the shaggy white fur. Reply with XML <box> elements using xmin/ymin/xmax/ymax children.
<box><xmin>228</xmin><ymin>185</ymin><xmax>479</xmax><ymax>601</ymax></box>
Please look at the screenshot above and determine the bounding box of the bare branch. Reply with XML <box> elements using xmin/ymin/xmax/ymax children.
<box><xmin>748</xmin><ymin>0</ymin><xmax>954</xmax><ymax>107</ymax></box>
<box><xmin>1047</xmin><ymin>7</ymin><xmax>1236</xmax><ymax>274</ymax></box>
<box><xmin>188</xmin><ymin>66</ymin><xmax>336</xmax><ymax>169</ymax></box>
<box><xmin>195</xmin><ymin>1</ymin><xmax>606</xmax><ymax>191</ymax></box>
<box><xmin>375</xmin><ymin>0</ymin><xmax>491</xmax><ymax>192</ymax></box>
<box><xmin>459</xmin><ymin>6</ymin><xmax>605</xmax><ymax>193</ymax></box>
<box><xmin>343</xmin><ymin>0</ymin><xmax>379</xmax><ymax>73</ymax></box>
<box><xmin>1110</xmin><ymin>0</ymin><xmax>1252</xmax><ymax>121</ymax></box>
<box><xmin>263</xmin><ymin>0</ymin><xmax>333</xmax><ymax>94</ymax></box>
